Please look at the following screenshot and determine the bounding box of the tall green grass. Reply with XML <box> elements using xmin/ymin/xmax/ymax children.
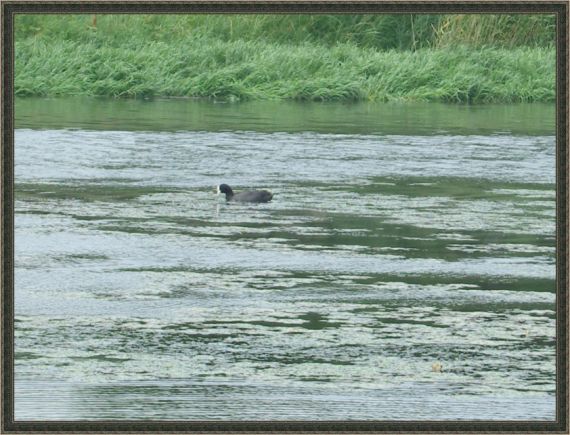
<box><xmin>435</xmin><ymin>15</ymin><xmax>556</xmax><ymax>48</ymax></box>
<box><xmin>16</xmin><ymin>14</ymin><xmax>555</xmax><ymax>50</ymax></box>
<box><xmin>15</xmin><ymin>14</ymin><xmax>556</xmax><ymax>102</ymax></box>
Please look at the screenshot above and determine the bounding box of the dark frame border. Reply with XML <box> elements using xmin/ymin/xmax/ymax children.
<box><xmin>1</xmin><ymin>1</ymin><xmax>567</xmax><ymax>433</ymax></box>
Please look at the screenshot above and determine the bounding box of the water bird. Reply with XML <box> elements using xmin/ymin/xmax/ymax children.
<box><xmin>217</xmin><ymin>184</ymin><xmax>273</xmax><ymax>203</ymax></box>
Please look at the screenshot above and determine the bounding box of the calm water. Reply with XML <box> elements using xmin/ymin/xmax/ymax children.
<box><xmin>14</xmin><ymin>98</ymin><xmax>556</xmax><ymax>420</ymax></box>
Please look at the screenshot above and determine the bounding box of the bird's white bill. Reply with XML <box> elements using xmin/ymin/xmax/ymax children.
<box><xmin>216</xmin><ymin>185</ymin><xmax>220</xmax><ymax>195</ymax></box>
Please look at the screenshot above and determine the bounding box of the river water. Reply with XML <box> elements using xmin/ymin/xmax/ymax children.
<box><xmin>14</xmin><ymin>98</ymin><xmax>556</xmax><ymax>420</ymax></box>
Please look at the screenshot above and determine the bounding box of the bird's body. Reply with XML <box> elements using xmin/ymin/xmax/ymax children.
<box><xmin>217</xmin><ymin>184</ymin><xmax>273</xmax><ymax>203</ymax></box>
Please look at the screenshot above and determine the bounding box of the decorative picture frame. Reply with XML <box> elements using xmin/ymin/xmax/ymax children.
<box><xmin>1</xmin><ymin>1</ymin><xmax>568</xmax><ymax>433</ymax></box>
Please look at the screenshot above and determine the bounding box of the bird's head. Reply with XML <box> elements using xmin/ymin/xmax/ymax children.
<box><xmin>218</xmin><ymin>184</ymin><xmax>232</xmax><ymax>194</ymax></box>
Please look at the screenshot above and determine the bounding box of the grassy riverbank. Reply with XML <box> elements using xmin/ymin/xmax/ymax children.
<box><xmin>15</xmin><ymin>15</ymin><xmax>555</xmax><ymax>103</ymax></box>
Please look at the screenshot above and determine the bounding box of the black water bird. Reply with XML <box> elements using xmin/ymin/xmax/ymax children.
<box><xmin>217</xmin><ymin>184</ymin><xmax>273</xmax><ymax>203</ymax></box>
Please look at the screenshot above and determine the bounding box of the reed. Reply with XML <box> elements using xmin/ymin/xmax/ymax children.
<box><xmin>15</xmin><ymin>14</ymin><xmax>556</xmax><ymax>102</ymax></box>
<box><xmin>15</xmin><ymin>14</ymin><xmax>555</xmax><ymax>49</ymax></box>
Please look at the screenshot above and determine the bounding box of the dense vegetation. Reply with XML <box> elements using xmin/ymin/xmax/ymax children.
<box><xmin>15</xmin><ymin>14</ymin><xmax>556</xmax><ymax>103</ymax></box>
